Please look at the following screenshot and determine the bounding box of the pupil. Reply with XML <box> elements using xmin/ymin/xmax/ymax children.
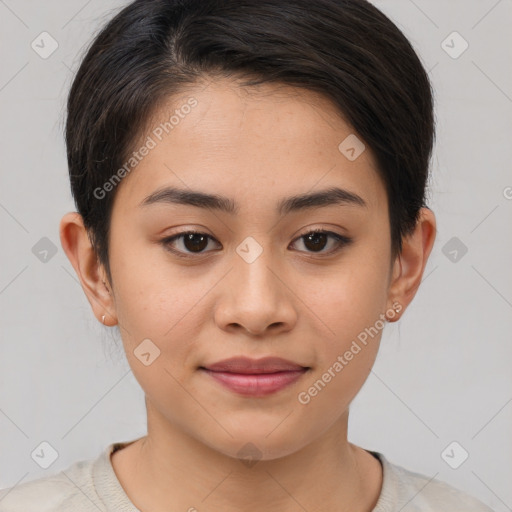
<box><xmin>185</xmin><ymin>233</ymin><xmax>208</xmax><ymax>252</ymax></box>
<box><xmin>305</xmin><ymin>232</ymin><xmax>327</xmax><ymax>252</ymax></box>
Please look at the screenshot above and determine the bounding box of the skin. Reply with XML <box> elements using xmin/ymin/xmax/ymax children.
<box><xmin>60</xmin><ymin>77</ymin><xmax>436</xmax><ymax>512</ymax></box>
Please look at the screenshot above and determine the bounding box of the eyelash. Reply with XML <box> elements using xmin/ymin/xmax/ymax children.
<box><xmin>160</xmin><ymin>228</ymin><xmax>352</xmax><ymax>259</ymax></box>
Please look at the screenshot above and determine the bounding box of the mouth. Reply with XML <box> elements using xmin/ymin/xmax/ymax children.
<box><xmin>199</xmin><ymin>356</ymin><xmax>310</xmax><ymax>397</ymax></box>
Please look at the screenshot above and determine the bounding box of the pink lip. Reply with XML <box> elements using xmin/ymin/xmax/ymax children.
<box><xmin>200</xmin><ymin>356</ymin><xmax>309</xmax><ymax>397</ymax></box>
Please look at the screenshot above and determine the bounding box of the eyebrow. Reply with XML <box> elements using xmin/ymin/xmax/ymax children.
<box><xmin>139</xmin><ymin>186</ymin><xmax>367</xmax><ymax>215</ymax></box>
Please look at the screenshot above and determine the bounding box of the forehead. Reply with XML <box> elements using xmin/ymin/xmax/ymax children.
<box><xmin>112</xmin><ymin>77</ymin><xmax>386</xmax><ymax>215</ymax></box>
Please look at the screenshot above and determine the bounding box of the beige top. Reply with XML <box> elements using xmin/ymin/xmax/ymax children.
<box><xmin>0</xmin><ymin>440</ymin><xmax>494</xmax><ymax>511</ymax></box>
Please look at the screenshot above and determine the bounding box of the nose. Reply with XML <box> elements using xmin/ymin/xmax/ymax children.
<box><xmin>214</xmin><ymin>247</ymin><xmax>298</xmax><ymax>337</ymax></box>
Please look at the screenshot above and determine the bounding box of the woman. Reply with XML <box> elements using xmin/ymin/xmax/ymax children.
<box><xmin>0</xmin><ymin>0</ymin><xmax>494</xmax><ymax>510</ymax></box>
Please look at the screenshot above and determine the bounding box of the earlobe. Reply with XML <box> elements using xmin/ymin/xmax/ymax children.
<box><xmin>59</xmin><ymin>212</ymin><xmax>118</xmax><ymax>326</ymax></box>
<box><xmin>386</xmin><ymin>207</ymin><xmax>437</xmax><ymax>321</ymax></box>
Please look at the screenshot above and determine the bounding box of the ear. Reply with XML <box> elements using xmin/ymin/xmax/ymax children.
<box><xmin>59</xmin><ymin>212</ymin><xmax>118</xmax><ymax>326</ymax></box>
<box><xmin>386</xmin><ymin>207</ymin><xmax>437</xmax><ymax>321</ymax></box>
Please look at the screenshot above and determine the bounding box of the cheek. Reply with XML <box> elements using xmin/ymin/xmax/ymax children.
<box><xmin>306</xmin><ymin>259</ymin><xmax>389</xmax><ymax>341</ymax></box>
<box><xmin>296</xmin><ymin>342</ymin><xmax>378</xmax><ymax>428</ymax></box>
<box><xmin>299</xmin><ymin>271</ymin><xmax>386</xmax><ymax>415</ymax></box>
<box><xmin>109</xmin><ymin>240</ymin><xmax>213</xmax><ymax>349</ymax></box>
<box><xmin>302</xmin><ymin>255</ymin><xmax>389</xmax><ymax>391</ymax></box>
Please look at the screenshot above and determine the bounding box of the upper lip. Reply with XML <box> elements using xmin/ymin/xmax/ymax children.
<box><xmin>201</xmin><ymin>356</ymin><xmax>308</xmax><ymax>374</ymax></box>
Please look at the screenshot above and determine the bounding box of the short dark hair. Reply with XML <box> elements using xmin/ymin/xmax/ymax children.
<box><xmin>65</xmin><ymin>0</ymin><xmax>435</xmax><ymax>286</ymax></box>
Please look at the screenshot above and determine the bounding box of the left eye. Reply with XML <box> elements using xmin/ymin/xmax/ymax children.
<box><xmin>291</xmin><ymin>229</ymin><xmax>351</xmax><ymax>254</ymax></box>
<box><xmin>161</xmin><ymin>229</ymin><xmax>351</xmax><ymax>258</ymax></box>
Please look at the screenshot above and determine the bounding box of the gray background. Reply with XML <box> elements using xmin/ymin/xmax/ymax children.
<box><xmin>0</xmin><ymin>0</ymin><xmax>511</xmax><ymax>510</ymax></box>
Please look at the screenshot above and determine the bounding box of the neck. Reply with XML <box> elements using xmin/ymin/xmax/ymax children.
<box><xmin>111</xmin><ymin>406</ymin><xmax>382</xmax><ymax>512</ymax></box>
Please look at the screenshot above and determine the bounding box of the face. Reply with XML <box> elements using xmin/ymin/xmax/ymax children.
<box><xmin>96</xmin><ymin>78</ymin><xmax>403</xmax><ymax>459</ymax></box>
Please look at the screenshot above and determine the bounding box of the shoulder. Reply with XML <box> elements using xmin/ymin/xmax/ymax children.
<box><xmin>0</xmin><ymin>452</ymin><xmax>101</xmax><ymax>512</ymax></box>
<box><xmin>373</xmin><ymin>451</ymin><xmax>495</xmax><ymax>512</ymax></box>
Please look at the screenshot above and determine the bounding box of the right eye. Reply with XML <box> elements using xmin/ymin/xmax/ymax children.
<box><xmin>160</xmin><ymin>230</ymin><xmax>221</xmax><ymax>258</ymax></box>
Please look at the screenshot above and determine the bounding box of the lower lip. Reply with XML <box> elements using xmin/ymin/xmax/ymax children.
<box><xmin>200</xmin><ymin>368</ymin><xmax>308</xmax><ymax>396</ymax></box>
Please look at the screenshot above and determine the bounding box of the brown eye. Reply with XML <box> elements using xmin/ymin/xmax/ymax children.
<box><xmin>291</xmin><ymin>229</ymin><xmax>352</xmax><ymax>255</ymax></box>
<box><xmin>161</xmin><ymin>230</ymin><xmax>220</xmax><ymax>258</ymax></box>
<box><xmin>303</xmin><ymin>231</ymin><xmax>329</xmax><ymax>252</ymax></box>
<box><xmin>182</xmin><ymin>232</ymin><xmax>209</xmax><ymax>252</ymax></box>
<box><xmin>162</xmin><ymin>228</ymin><xmax>351</xmax><ymax>259</ymax></box>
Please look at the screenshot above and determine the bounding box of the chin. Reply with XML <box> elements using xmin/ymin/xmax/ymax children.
<box><xmin>200</xmin><ymin>425</ymin><xmax>312</xmax><ymax>464</ymax></box>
